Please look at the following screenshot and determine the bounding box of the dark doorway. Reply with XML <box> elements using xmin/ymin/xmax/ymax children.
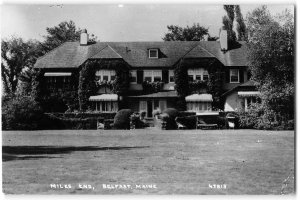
<box><xmin>147</xmin><ymin>101</ymin><xmax>153</xmax><ymax>117</ymax></box>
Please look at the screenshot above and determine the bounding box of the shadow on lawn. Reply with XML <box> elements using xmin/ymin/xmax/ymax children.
<box><xmin>2</xmin><ymin>146</ymin><xmax>150</xmax><ymax>162</ymax></box>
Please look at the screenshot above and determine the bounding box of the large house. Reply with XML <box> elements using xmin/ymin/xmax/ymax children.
<box><xmin>34</xmin><ymin>29</ymin><xmax>259</xmax><ymax>117</ymax></box>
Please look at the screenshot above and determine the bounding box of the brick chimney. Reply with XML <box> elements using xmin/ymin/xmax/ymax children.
<box><xmin>80</xmin><ymin>29</ymin><xmax>89</xmax><ymax>46</ymax></box>
<box><xmin>219</xmin><ymin>27</ymin><xmax>228</xmax><ymax>51</ymax></box>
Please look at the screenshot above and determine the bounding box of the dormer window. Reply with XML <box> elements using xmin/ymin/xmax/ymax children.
<box><xmin>149</xmin><ymin>49</ymin><xmax>158</xmax><ymax>58</ymax></box>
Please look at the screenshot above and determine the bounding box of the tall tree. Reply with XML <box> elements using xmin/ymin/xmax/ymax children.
<box><xmin>1</xmin><ymin>38</ymin><xmax>42</xmax><ymax>96</ymax></box>
<box><xmin>222</xmin><ymin>5</ymin><xmax>237</xmax><ymax>46</ymax></box>
<box><xmin>235</xmin><ymin>5</ymin><xmax>247</xmax><ymax>40</ymax></box>
<box><xmin>162</xmin><ymin>23</ymin><xmax>209</xmax><ymax>41</ymax></box>
<box><xmin>246</xmin><ymin>6</ymin><xmax>294</xmax><ymax>122</ymax></box>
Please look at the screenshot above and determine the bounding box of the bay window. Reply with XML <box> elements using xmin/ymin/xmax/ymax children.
<box><xmin>95</xmin><ymin>70</ymin><xmax>116</xmax><ymax>82</ymax></box>
<box><xmin>188</xmin><ymin>68</ymin><xmax>209</xmax><ymax>81</ymax></box>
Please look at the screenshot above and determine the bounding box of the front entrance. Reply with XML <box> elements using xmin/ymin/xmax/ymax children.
<box><xmin>147</xmin><ymin>101</ymin><xmax>153</xmax><ymax>117</ymax></box>
<box><xmin>139</xmin><ymin>99</ymin><xmax>167</xmax><ymax>118</ymax></box>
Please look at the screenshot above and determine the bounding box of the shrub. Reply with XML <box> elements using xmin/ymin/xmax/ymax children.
<box><xmin>130</xmin><ymin>113</ymin><xmax>147</xmax><ymax>129</ymax></box>
<box><xmin>113</xmin><ymin>109</ymin><xmax>133</xmax><ymax>129</ymax></box>
<box><xmin>161</xmin><ymin>108</ymin><xmax>179</xmax><ymax>129</ymax></box>
<box><xmin>2</xmin><ymin>96</ymin><xmax>44</xmax><ymax>130</ymax></box>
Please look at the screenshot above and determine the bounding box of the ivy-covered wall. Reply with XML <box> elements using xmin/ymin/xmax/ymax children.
<box><xmin>78</xmin><ymin>59</ymin><xmax>129</xmax><ymax>111</ymax></box>
<box><xmin>174</xmin><ymin>58</ymin><xmax>225</xmax><ymax>111</ymax></box>
<box><xmin>31</xmin><ymin>69</ymin><xmax>79</xmax><ymax>112</ymax></box>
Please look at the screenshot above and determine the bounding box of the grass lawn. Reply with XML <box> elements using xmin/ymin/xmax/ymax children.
<box><xmin>2</xmin><ymin>129</ymin><xmax>294</xmax><ymax>195</ymax></box>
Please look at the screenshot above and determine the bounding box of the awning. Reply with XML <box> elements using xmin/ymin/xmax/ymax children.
<box><xmin>44</xmin><ymin>72</ymin><xmax>72</xmax><ymax>76</ymax></box>
<box><xmin>89</xmin><ymin>94</ymin><xmax>118</xmax><ymax>101</ymax></box>
<box><xmin>238</xmin><ymin>91</ymin><xmax>260</xmax><ymax>97</ymax></box>
<box><xmin>196</xmin><ymin>111</ymin><xmax>219</xmax><ymax>116</ymax></box>
<box><xmin>185</xmin><ymin>94</ymin><xmax>213</xmax><ymax>102</ymax></box>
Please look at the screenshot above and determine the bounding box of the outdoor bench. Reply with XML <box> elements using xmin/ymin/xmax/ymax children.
<box><xmin>197</xmin><ymin>124</ymin><xmax>218</xmax><ymax>130</ymax></box>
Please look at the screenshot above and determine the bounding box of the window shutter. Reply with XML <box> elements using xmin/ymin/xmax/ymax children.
<box><xmin>239</xmin><ymin>69</ymin><xmax>244</xmax><ymax>83</ymax></box>
<box><xmin>162</xmin><ymin>70</ymin><xmax>169</xmax><ymax>83</ymax></box>
<box><xmin>225</xmin><ymin>68</ymin><xmax>230</xmax><ymax>83</ymax></box>
<box><xmin>137</xmin><ymin>70</ymin><xmax>143</xmax><ymax>84</ymax></box>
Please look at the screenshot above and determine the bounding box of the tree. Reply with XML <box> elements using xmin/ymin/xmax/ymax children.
<box><xmin>162</xmin><ymin>23</ymin><xmax>209</xmax><ymax>41</ymax></box>
<box><xmin>246</xmin><ymin>6</ymin><xmax>294</xmax><ymax>123</ymax></box>
<box><xmin>235</xmin><ymin>5</ymin><xmax>247</xmax><ymax>40</ymax></box>
<box><xmin>222</xmin><ymin>5</ymin><xmax>237</xmax><ymax>46</ymax></box>
<box><xmin>1</xmin><ymin>37</ymin><xmax>42</xmax><ymax>96</ymax></box>
<box><xmin>42</xmin><ymin>20</ymin><xmax>97</xmax><ymax>54</ymax></box>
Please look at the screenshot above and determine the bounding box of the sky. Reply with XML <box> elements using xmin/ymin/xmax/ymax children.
<box><xmin>0</xmin><ymin>3</ymin><xmax>294</xmax><ymax>42</ymax></box>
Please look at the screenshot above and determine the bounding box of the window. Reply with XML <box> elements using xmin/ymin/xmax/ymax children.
<box><xmin>95</xmin><ymin>70</ymin><xmax>116</xmax><ymax>82</ymax></box>
<box><xmin>149</xmin><ymin>49</ymin><xmax>158</xmax><ymax>58</ymax></box>
<box><xmin>230</xmin><ymin>69</ymin><xmax>239</xmax><ymax>83</ymax></box>
<box><xmin>169</xmin><ymin>70</ymin><xmax>174</xmax><ymax>83</ymax></box>
<box><xmin>130</xmin><ymin>70</ymin><xmax>137</xmax><ymax>83</ymax></box>
<box><xmin>143</xmin><ymin>70</ymin><xmax>162</xmax><ymax>82</ymax></box>
<box><xmin>153</xmin><ymin>70</ymin><xmax>162</xmax><ymax>82</ymax></box>
<box><xmin>203</xmin><ymin>71</ymin><xmax>209</xmax><ymax>81</ymax></box>
<box><xmin>187</xmin><ymin>102</ymin><xmax>212</xmax><ymax>112</ymax></box>
<box><xmin>188</xmin><ymin>68</ymin><xmax>209</xmax><ymax>81</ymax></box>
<box><xmin>95</xmin><ymin>101</ymin><xmax>118</xmax><ymax>112</ymax></box>
<box><xmin>144</xmin><ymin>71</ymin><xmax>152</xmax><ymax>82</ymax></box>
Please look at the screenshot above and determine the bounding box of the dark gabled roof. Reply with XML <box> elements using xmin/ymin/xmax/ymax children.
<box><xmin>34</xmin><ymin>41</ymin><xmax>248</xmax><ymax>69</ymax></box>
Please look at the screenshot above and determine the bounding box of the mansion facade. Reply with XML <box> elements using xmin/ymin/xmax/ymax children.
<box><xmin>34</xmin><ymin>29</ymin><xmax>259</xmax><ymax>117</ymax></box>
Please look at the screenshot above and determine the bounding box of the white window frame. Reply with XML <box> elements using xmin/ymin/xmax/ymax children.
<box><xmin>95</xmin><ymin>70</ymin><xmax>116</xmax><ymax>82</ymax></box>
<box><xmin>148</xmin><ymin>49</ymin><xmax>158</xmax><ymax>59</ymax></box>
<box><xmin>187</xmin><ymin>68</ymin><xmax>209</xmax><ymax>81</ymax></box>
<box><xmin>169</xmin><ymin>70</ymin><xmax>175</xmax><ymax>83</ymax></box>
<box><xmin>230</xmin><ymin>69</ymin><xmax>239</xmax><ymax>83</ymax></box>
<box><xmin>130</xmin><ymin>70</ymin><xmax>137</xmax><ymax>84</ymax></box>
<box><xmin>143</xmin><ymin>70</ymin><xmax>162</xmax><ymax>82</ymax></box>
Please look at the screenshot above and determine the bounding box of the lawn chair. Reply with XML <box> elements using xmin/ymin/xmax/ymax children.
<box><xmin>228</xmin><ymin>121</ymin><xmax>235</xmax><ymax>129</ymax></box>
<box><xmin>176</xmin><ymin>121</ymin><xmax>187</xmax><ymax>130</ymax></box>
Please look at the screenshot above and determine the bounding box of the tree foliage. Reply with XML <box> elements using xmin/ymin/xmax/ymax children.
<box><xmin>246</xmin><ymin>6</ymin><xmax>294</xmax><ymax>123</ymax></box>
<box><xmin>222</xmin><ymin>5</ymin><xmax>237</xmax><ymax>46</ymax></box>
<box><xmin>235</xmin><ymin>5</ymin><xmax>247</xmax><ymax>40</ymax></box>
<box><xmin>162</xmin><ymin>23</ymin><xmax>209</xmax><ymax>41</ymax></box>
<box><xmin>1</xmin><ymin>37</ymin><xmax>43</xmax><ymax>96</ymax></box>
<box><xmin>42</xmin><ymin>20</ymin><xmax>97</xmax><ymax>53</ymax></box>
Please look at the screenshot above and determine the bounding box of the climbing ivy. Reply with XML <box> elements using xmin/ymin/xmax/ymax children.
<box><xmin>174</xmin><ymin>58</ymin><xmax>224</xmax><ymax>110</ymax></box>
<box><xmin>78</xmin><ymin>59</ymin><xmax>129</xmax><ymax>111</ymax></box>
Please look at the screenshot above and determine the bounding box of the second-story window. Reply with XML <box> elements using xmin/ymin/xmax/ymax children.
<box><xmin>143</xmin><ymin>70</ymin><xmax>162</xmax><ymax>82</ymax></box>
<box><xmin>169</xmin><ymin>70</ymin><xmax>174</xmax><ymax>83</ymax></box>
<box><xmin>203</xmin><ymin>71</ymin><xmax>209</xmax><ymax>81</ymax></box>
<box><xmin>187</xmin><ymin>68</ymin><xmax>208</xmax><ymax>81</ymax></box>
<box><xmin>144</xmin><ymin>71</ymin><xmax>152</xmax><ymax>82</ymax></box>
<box><xmin>149</xmin><ymin>49</ymin><xmax>158</xmax><ymax>58</ymax></box>
<box><xmin>96</xmin><ymin>70</ymin><xmax>116</xmax><ymax>82</ymax></box>
<box><xmin>153</xmin><ymin>70</ymin><xmax>162</xmax><ymax>82</ymax></box>
<box><xmin>130</xmin><ymin>70</ymin><xmax>137</xmax><ymax>83</ymax></box>
<box><xmin>230</xmin><ymin>69</ymin><xmax>239</xmax><ymax>83</ymax></box>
